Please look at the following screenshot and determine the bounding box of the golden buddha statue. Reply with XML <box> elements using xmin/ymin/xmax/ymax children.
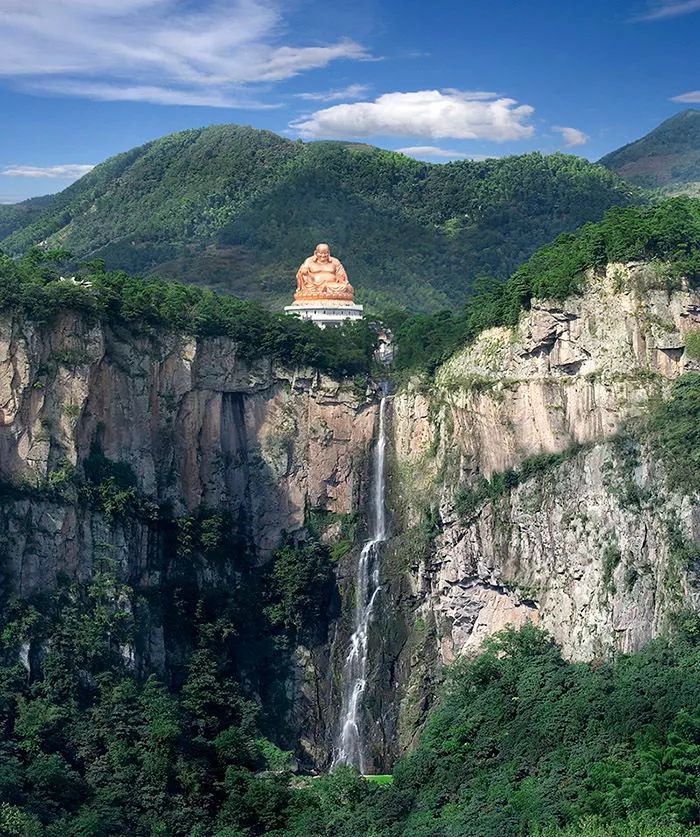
<box><xmin>294</xmin><ymin>243</ymin><xmax>354</xmax><ymax>305</ymax></box>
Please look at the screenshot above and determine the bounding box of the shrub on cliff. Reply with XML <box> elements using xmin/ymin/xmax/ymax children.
<box><xmin>649</xmin><ymin>372</ymin><xmax>700</xmax><ymax>493</ymax></box>
<box><xmin>264</xmin><ymin>539</ymin><xmax>336</xmax><ymax>642</ymax></box>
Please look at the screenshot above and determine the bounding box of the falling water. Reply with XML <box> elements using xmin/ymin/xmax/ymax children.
<box><xmin>332</xmin><ymin>390</ymin><xmax>389</xmax><ymax>773</ymax></box>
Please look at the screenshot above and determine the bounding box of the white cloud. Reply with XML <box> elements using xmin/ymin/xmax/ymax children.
<box><xmin>671</xmin><ymin>90</ymin><xmax>700</xmax><ymax>102</ymax></box>
<box><xmin>635</xmin><ymin>0</ymin><xmax>700</xmax><ymax>19</ymax></box>
<box><xmin>297</xmin><ymin>84</ymin><xmax>370</xmax><ymax>102</ymax></box>
<box><xmin>36</xmin><ymin>81</ymin><xmax>278</xmax><ymax>109</ymax></box>
<box><xmin>396</xmin><ymin>145</ymin><xmax>472</xmax><ymax>159</ymax></box>
<box><xmin>553</xmin><ymin>125</ymin><xmax>589</xmax><ymax>147</ymax></box>
<box><xmin>1</xmin><ymin>164</ymin><xmax>95</xmax><ymax>178</ymax></box>
<box><xmin>292</xmin><ymin>89</ymin><xmax>535</xmax><ymax>141</ymax></box>
<box><xmin>0</xmin><ymin>0</ymin><xmax>369</xmax><ymax>107</ymax></box>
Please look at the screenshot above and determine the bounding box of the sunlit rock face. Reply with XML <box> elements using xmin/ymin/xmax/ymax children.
<box><xmin>388</xmin><ymin>263</ymin><xmax>700</xmax><ymax>666</ymax></box>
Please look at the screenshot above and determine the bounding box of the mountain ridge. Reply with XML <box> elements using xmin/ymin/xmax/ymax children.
<box><xmin>0</xmin><ymin>123</ymin><xmax>637</xmax><ymax>312</ymax></box>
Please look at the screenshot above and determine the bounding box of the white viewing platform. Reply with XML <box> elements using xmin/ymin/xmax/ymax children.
<box><xmin>284</xmin><ymin>302</ymin><xmax>364</xmax><ymax>328</ymax></box>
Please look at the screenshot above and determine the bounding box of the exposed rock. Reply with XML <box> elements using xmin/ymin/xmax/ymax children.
<box><xmin>390</xmin><ymin>265</ymin><xmax>700</xmax><ymax>665</ymax></box>
<box><xmin>0</xmin><ymin>313</ymin><xmax>377</xmax><ymax>590</ymax></box>
<box><xmin>427</xmin><ymin>443</ymin><xmax>699</xmax><ymax>661</ymax></box>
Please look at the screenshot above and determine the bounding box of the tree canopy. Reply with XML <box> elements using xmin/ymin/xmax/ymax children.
<box><xmin>0</xmin><ymin>249</ymin><xmax>377</xmax><ymax>379</ymax></box>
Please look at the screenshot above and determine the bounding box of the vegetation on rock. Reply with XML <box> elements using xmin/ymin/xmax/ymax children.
<box><xmin>0</xmin><ymin>494</ymin><xmax>339</xmax><ymax>836</ymax></box>
<box><xmin>649</xmin><ymin>372</ymin><xmax>700</xmax><ymax>493</ymax></box>
<box><xmin>390</xmin><ymin>196</ymin><xmax>700</xmax><ymax>373</ymax></box>
<box><xmin>454</xmin><ymin>448</ymin><xmax>583</xmax><ymax>523</ymax></box>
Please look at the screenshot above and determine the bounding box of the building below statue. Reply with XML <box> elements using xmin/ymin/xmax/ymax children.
<box><xmin>285</xmin><ymin>243</ymin><xmax>364</xmax><ymax>328</ymax></box>
<box><xmin>284</xmin><ymin>300</ymin><xmax>364</xmax><ymax>328</ymax></box>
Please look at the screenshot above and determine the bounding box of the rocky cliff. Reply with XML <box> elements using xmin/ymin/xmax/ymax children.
<box><xmin>0</xmin><ymin>311</ymin><xmax>377</xmax><ymax>593</ymax></box>
<box><xmin>0</xmin><ymin>311</ymin><xmax>381</xmax><ymax>767</ymax></box>
<box><xmin>387</xmin><ymin>262</ymin><xmax>700</xmax><ymax>673</ymax></box>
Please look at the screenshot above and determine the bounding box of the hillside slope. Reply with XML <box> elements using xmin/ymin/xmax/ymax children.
<box><xmin>0</xmin><ymin>193</ymin><xmax>56</xmax><ymax>239</ymax></box>
<box><xmin>1</xmin><ymin>124</ymin><xmax>636</xmax><ymax>311</ymax></box>
<box><xmin>600</xmin><ymin>109</ymin><xmax>700</xmax><ymax>194</ymax></box>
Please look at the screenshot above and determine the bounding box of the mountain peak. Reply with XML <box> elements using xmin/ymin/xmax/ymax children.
<box><xmin>600</xmin><ymin>109</ymin><xmax>700</xmax><ymax>192</ymax></box>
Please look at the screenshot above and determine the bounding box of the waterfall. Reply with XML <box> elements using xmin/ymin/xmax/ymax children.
<box><xmin>332</xmin><ymin>391</ymin><xmax>389</xmax><ymax>773</ymax></box>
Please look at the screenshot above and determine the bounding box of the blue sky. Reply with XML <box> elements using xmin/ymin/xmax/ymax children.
<box><xmin>1</xmin><ymin>0</ymin><xmax>699</xmax><ymax>203</ymax></box>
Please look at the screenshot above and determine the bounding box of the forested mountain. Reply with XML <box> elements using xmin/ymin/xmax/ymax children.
<box><xmin>600</xmin><ymin>109</ymin><xmax>700</xmax><ymax>194</ymax></box>
<box><xmin>0</xmin><ymin>194</ymin><xmax>56</xmax><ymax>240</ymax></box>
<box><xmin>0</xmin><ymin>124</ymin><xmax>637</xmax><ymax>311</ymax></box>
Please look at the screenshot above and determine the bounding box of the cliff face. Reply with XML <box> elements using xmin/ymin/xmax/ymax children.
<box><xmin>389</xmin><ymin>264</ymin><xmax>700</xmax><ymax>669</ymax></box>
<box><xmin>395</xmin><ymin>264</ymin><xmax>698</xmax><ymax>480</ymax></box>
<box><xmin>0</xmin><ymin>311</ymin><xmax>383</xmax><ymax>768</ymax></box>
<box><xmin>0</xmin><ymin>311</ymin><xmax>377</xmax><ymax>596</ymax></box>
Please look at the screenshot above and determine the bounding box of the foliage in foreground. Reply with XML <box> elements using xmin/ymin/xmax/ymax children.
<box><xmin>536</xmin><ymin>815</ymin><xmax>700</xmax><ymax>836</ymax></box>
<box><xmin>0</xmin><ymin>249</ymin><xmax>376</xmax><ymax>378</ymax></box>
<box><xmin>390</xmin><ymin>195</ymin><xmax>700</xmax><ymax>373</ymax></box>
<box><xmin>2</xmin><ymin>576</ymin><xmax>700</xmax><ymax>837</ymax></box>
<box><xmin>376</xmin><ymin>623</ymin><xmax>700</xmax><ymax>836</ymax></box>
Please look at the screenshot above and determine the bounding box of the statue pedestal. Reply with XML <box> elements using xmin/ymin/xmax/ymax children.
<box><xmin>284</xmin><ymin>302</ymin><xmax>364</xmax><ymax>329</ymax></box>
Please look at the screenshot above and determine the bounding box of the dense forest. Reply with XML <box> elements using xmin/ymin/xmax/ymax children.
<box><xmin>2</xmin><ymin>573</ymin><xmax>700</xmax><ymax>837</ymax></box>
<box><xmin>0</xmin><ymin>125</ymin><xmax>637</xmax><ymax>312</ymax></box>
<box><xmin>389</xmin><ymin>195</ymin><xmax>700</xmax><ymax>373</ymax></box>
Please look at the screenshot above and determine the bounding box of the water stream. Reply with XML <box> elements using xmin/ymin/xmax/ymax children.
<box><xmin>332</xmin><ymin>391</ymin><xmax>389</xmax><ymax>773</ymax></box>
